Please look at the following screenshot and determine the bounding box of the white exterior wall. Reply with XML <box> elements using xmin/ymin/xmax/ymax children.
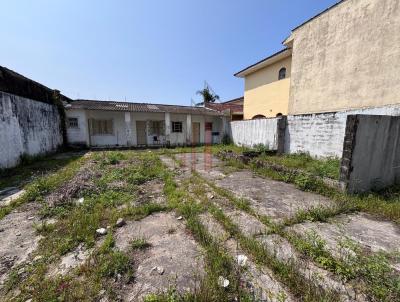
<box><xmin>285</xmin><ymin>104</ymin><xmax>400</xmax><ymax>158</ymax></box>
<box><xmin>66</xmin><ymin>108</ymin><xmax>223</xmax><ymax>147</ymax></box>
<box><xmin>0</xmin><ymin>91</ymin><xmax>63</xmax><ymax>169</ymax></box>
<box><xmin>66</xmin><ymin>109</ymin><xmax>89</xmax><ymax>146</ymax></box>
<box><xmin>230</xmin><ymin>118</ymin><xmax>278</xmax><ymax>149</ymax></box>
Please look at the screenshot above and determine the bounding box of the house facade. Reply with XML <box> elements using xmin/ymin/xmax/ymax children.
<box><xmin>65</xmin><ymin>100</ymin><xmax>226</xmax><ymax>147</ymax></box>
<box><xmin>235</xmin><ymin>49</ymin><xmax>292</xmax><ymax>119</ymax></box>
<box><xmin>235</xmin><ymin>0</ymin><xmax>400</xmax><ymax>118</ymax></box>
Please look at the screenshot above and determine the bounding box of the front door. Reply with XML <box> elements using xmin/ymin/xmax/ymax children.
<box><xmin>205</xmin><ymin>122</ymin><xmax>213</xmax><ymax>145</ymax></box>
<box><xmin>192</xmin><ymin>122</ymin><xmax>200</xmax><ymax>145</ymax></box>
<box><xmin>136</xmin><ymin>121</ymin><xmax>147</xmax><ymax>145</ymax></box>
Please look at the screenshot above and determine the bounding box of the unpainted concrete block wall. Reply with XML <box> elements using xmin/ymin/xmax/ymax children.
<box><xmin>0</xmin><ymin>91</ymin><xmax>63</xmax><ymax>169</ymax></box>
<box><xmin>230</xmin><ymin>118</ymin><xmax>279</xmax><ymax>150</ymax></box>
<box><xmin>340</xmin><ymin>115</ymin><xmax>400</xmax><ymax>193</ymax></box>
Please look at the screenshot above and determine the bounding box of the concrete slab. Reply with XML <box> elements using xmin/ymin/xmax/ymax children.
<box><xmin>288</xmin><ymin>212</ymin><xmax>400</xmax><ymax>257</ymax></box>
<box><xmin>0</xmin><ymin>203</ymin><xmax>41</xmax><ymax>289</ymax></box>
<box><xmin>114</xmin><ymin>212</ymin><xmax>204</xmax><ymax>301</ymax></box>
<box><xmin>199</xmin><ymin>213</ymin><xmax>296</xmax><ymax>302</ymax></box>
<box><xmin>216</xmin><ymin>171</ymin><xmax>335</xmax><ymax>222</ymax></box>
<box><xmin>0</xmin><ymin>188</ymin><xmax>25</xmax><ymax>207</ymax></box>
<box><xmin>258</xmin><ymin>234</ymin><xmax>364</xmax><ymax>301</ymax></box>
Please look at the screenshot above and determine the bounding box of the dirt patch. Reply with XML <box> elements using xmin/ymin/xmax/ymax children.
<box><xmin>216</xmin><ymin>170</ymin><xmax>335</xmax><ymax>222</ymax></box>
<box><xmin>45</xmin><ymin>161</ymin><xmax>101</xmax><ymax>207</ymax></box>
<box><xmin>114</xmin><ymin>212</ymin><xmax>205</xmax><ymax>301</ymax></box>
<box><xmin>0</xmin><ymin>203</ymin><xmax>41</xmax><ymax>289</ymax></box>
<box><xmin>135</xmin><ymin>179</ymin><xmax>166</xmax><ymax>206</ymax></box>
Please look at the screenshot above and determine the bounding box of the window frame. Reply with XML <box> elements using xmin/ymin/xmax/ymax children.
<box><xmin>67</xmin><ymin>117</ymin><xmax>79</xmax><ymax>128</ymax></box>
<box><xmin>90</xmin><ymin>119</ymin><xmax>114</xmax><ymax>136</ymax></box>
<box><xmin>171</xmin><ymin>121</ymin><xmax>183</xmax><ymax>133</ymax></box>
<box><xmin>278</xmin><ymin>67</ymin><xmax>287</xmax><ymax>80</ymax></box>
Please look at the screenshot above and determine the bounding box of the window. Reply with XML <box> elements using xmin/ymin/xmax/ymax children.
<box><xmin>149</xmin><ymin>121</ymin><xmax>165</xmax><ymax>135</ymax></box>
<box><xmin>68</xmin><ymin>118</ymin><xmax>79</xmax><ymax>128</ymax></box>
<box><xmin>90</xmin><ymin>119</ymin><xmax>113</xmax><ymax>135</ymax></box>
<box><xmin>278</xmin><ymin>67</ymin><xmax>286</xmax><ymax>80</ymax></box>
<box><xmin>172</xmin><ymin>121</ymin><xmax>183</xmax><ymax>133</ymax></box>
<box><xmin>252</xmin><ymin>115</ymin><xmax>266</xmax><ymax>119</ymax></box>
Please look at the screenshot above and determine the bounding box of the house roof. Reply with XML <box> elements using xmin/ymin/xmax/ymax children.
<box><xmin>234</xmin><ymin>48</ymin><xmax>292</xmax><ymax>78</ymax></box>
<box><xmin>222</xmin><ymin>96</ymin><xmax>244</xmax><ymax>105</ymax></box>
<box><xmin>66</xmin><ymin>99</ymin><xmax>224</xmax><ymax>116</ymax></box>
<box><xmin>0</xmin><ymin>66</ymin><xmax>71</xmax><ymax>105</ymax></box>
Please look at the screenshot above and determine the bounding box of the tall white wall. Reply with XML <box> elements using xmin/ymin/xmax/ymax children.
<box><xmin>0</xmin><ymin>91</ymin><xmax>63</xmax><ymax>169</ymax></box>
<box><xmin>230</xmin><ymin>118</ymin><xmax>278</xmax><ymax>149</ymax></box>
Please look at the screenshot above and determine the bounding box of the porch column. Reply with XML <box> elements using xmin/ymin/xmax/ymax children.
<box><xmin>186</xmin><ymin>114</ymin><xmax>192</xmax><ymax>145</ymax></box>
<box><xmin>125</xmin><ymin>112</ymin><xmax>133</xmax><ymax>146</ymax></box>
<box><xmin>165</xmin><ymin>112</ymin><xmax>171</xmax><ymax>145</ymax></box>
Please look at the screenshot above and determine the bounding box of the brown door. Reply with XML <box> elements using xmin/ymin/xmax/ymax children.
<box><xmin>136</xmin><ymin>121</ymin><xmax>147</xmax><ymax>145</ymax></box>
<box><xmin>192</xmin><ymin>122</ymin><xmax>200</xmax><ymax>145</ymax></box>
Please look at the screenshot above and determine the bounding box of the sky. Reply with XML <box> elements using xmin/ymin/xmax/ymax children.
<box><xmin>1</xmin><ymin>0</ymin><xmax>338</xmax><ymax>106</ymax></box>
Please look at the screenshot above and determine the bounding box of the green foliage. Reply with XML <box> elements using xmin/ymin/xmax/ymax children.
<box><xmin>131</xmin><ymin>238</ymin><xmax>151</xmax><ymax>250</ymax></box>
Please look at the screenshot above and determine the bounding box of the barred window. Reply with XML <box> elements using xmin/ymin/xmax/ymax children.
<box><xmin>90</xmin><ymin>119</ymin><xmax>114</xmax><ymax>135</ymax></box>
<box><xmin>68</xmin><ymin>118</ymin><xmax>79</xmax><ymax>128</ymax></box>
<box><xmin>172</xmin><ymin>121</ymin><xmax>182</xmax><ymax>133</ymax></box>
<box><xmin>149</xmin><ymin>121</ymin><xmax>165</xmax><ymax>135</ymax></box>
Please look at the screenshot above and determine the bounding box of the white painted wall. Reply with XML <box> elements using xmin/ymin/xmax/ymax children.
<box><xmin>66</xmin><ymin>109</ymin><xmax>89</xmax><ymax>145</ymax></box>
<box><xmin>0</xmin><ymin>91</ymin><xmax>63</xmax><ymax>169</ymax></box>
<box><xmin>230</xmin><ymin>118</ymin><xmax>278</xmax><ymax>149</ymax></box>
<box><xmin>285</xmin><ymin>104</ymin><xmax>400</xmax><ymax>158</ymax></box>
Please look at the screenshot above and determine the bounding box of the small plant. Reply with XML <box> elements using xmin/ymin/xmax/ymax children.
<box><xmin>253</xmin><ymin>143</ymin><xmax>269</xmax><ymax>154</ymax></box>
<box><xmin>131</xmin><ymin>238</ymin><xmax>151</xmax><ymax>250</ymax></box>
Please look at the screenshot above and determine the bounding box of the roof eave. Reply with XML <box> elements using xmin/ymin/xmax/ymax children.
<box><xmin>234</xmin><ymin>48</ymin><xmax>292</xmax><ymax>78</ymax></box>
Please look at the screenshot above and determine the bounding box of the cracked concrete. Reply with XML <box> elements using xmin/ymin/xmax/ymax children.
<box><xmin>114</xmin><ymin>212</ymin><xmax>205</xmax><ymax>301</ymax></box>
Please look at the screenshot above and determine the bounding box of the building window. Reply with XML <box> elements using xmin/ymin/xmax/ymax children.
<box><xmin>252</xmin><ymin>115</ymin><xmax>266</xmax><ymax>119</ymax></box>
<box><xmin>172</xmin><ymin>121</ymin><xmax>183</xmax><ymax>133</ymax></box>
<box><xmin>90</xmin><ymin>119</ymin><xmax>114</xmax><ymax>135</ymax></box>
<box><xmin>68</xmin><ymin>118</ymin><xmax>79</xmax><ymax>128</ymax></box>
<box><xmin>149</xmin><ymin>121</ymin><xmax>165</xmax><ymax>135</ymax></box>
<box><xmin>278</xmin><ymin>67</ymin><xmax>286</xmax><ymax>80</ymax></box>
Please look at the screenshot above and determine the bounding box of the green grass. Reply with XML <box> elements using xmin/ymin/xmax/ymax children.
<box><xmin>0</xmin><ymin>155</ymin><xmax>88</xmax><ymax>220</ymax></box>
<box><xmin>0</xmin><ymin>153</ymin><xmax>83</xmax><ymax>190</ymax></box>
<box><xmin>192</xmin><ymin>162</ymin><xmax>400</xmax><ymax>301</ymax></box>
<box><xmin>1</xmin><ymin>151</ymin><xmax>167</xmax><ymax>301</ymax></box>
<box><xmin>257</xmin><ymin>152</ymin><xmax>340</xmax><ymax>180</ymax></box>
<box><xmin>159</xmin><ymin>167</ymin><xmax>252</xmax><ymax>302</ymax></box>
<box><xmin>130</xmin><ymin>238</ymin><xmax>151</xmax><ymax>250</ymax></box>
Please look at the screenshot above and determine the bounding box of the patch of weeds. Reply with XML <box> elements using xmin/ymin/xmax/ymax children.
<box><xmin>131</xmin><ymin>237</ymin><xmax>151</xmax><ymax>250</ymax></box>
<box><xmin>0</xmin><ymin>155</ymin><xmax>88</xmax><ymax>220</ymax></box>
<box><xmin>162</xmin><ymin>167</ymin><xmax>251</xmax><ymax>301</ymax></box>
<box><xmin>187</xmin><ymin>173</ymin><xmax>338</xmax><ymax>301</ymax></box>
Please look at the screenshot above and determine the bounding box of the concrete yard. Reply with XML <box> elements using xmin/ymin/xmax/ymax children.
<box><xmin>0</xmin><ymin>150</ymin><xmax>399</xmax><ymax>302</ymax></box>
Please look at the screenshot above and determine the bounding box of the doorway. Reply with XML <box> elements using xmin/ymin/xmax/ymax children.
<box><xmin>192</xmin><ymin>122</ymin><xmax>200</xmax><ymax>145</ymax></box>
<box><xmin>136</xmin><ymin>121</ymin><xmax>147</xmax><ymax>145</ymax></box>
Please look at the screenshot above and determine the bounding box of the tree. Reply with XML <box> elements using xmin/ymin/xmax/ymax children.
<box><xmin>196</xmin><ymin>85</ymin><xmax>220</xmax><ymax>104</ymax></box>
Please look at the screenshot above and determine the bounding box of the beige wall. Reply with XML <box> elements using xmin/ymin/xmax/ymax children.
<box><xmin>244</xmin><ymin>56</ymin><xmax>291</xmax><ymax>119</ymax></box>
<box><xmin>288</xmin><ymin>0</ymin><xmax>400</xmax><ymax>115</ymax></box>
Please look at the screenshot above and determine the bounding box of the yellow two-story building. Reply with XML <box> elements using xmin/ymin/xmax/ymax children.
<box><xmin>235</xmin><ymin>48</ymin><xmax>292</xmax><ymax>120</ymax></box>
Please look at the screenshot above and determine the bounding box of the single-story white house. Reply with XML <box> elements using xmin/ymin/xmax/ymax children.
<box><xmin>65</xmin><ymin>100</ymin><xmax>227</xmax><ymax>147</ymax></box>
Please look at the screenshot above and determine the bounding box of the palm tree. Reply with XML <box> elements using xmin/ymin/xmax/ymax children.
<box><xmin>196</xmin><ymin>85</ymin><xmax>220</xmax><ymax>104</ymax></box>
